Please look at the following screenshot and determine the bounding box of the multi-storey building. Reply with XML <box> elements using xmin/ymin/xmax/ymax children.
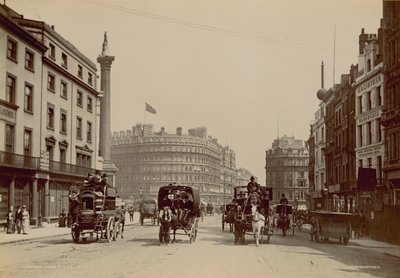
<box><xmin>309</xmin><ymin>62</ymin><xmax>328</xmax><ymax>210</ymax></box>
<box><xmin>377</xmin><ymin>0</ymin><xmax>400</xmax><ymax>244</ymax></box>
<box><xmin>355</xmin><ymin>28</ymin><xmax>385</xmax><ymax>218</ymax></box>
<box><xmin>381</xmin><ymin>1</ymin><xmax>400</xmax><ymax>203</ymax></box>
<box><xmin>0</xmin><ymin>4</ymin><xmax>101</xmax><ymax>224</ymax></box>
<box><xmin>265</xmin><ymin>135</ymin><xmax>309</xmax><ymax>208</ymax></box>
<box><xmin>111</xmin><ymin>125</ymin><xmax>236</xmax><ymax>206</ymax></box>
<box><xmin>220</xmin><ymin>146</ymin><xmax>237</xmax><ymax>204</ymax></box>
<box><xmin>322</xmin><ymin>68</ymin><xmax>357</xmax><ymax>213</ymax></box>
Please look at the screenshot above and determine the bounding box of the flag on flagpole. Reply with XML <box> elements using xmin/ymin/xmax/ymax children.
<box><xmin>145</xmin><ymin>103</ymin><xmax>157</xmax><ymax>114</ymax></box>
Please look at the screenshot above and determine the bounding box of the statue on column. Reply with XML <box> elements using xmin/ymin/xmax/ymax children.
<box><xmin>101</xmin><ymin>31</ymin><xmax>109</xmax><ymax>56</ymax></box>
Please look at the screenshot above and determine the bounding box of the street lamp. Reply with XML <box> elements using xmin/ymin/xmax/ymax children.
<box><xmin>322</xmin><ymin>187</ymin><xmax>329</xmax><ymax>211</ymax></box>
<box><xmin>294</xmin><ymin>195</ymin><xmax>299</xmax><ymax>211</ymax></box>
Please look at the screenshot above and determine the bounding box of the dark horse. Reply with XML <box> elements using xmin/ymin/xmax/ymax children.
<box><xmin>158</xmin><ymin>207</ymin><xmax>173</xmax><ymax>243</ymax></box>
<box><xmin>114</xmin><ymin>208</ymin><xmax>125</xmax><ymax>240</ymax></box>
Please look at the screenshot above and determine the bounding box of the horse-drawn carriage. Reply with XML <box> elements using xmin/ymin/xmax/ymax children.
<box><xmin>309</xmin><ymin>211</ymin><xmax>352</xmax><ymax>245</ymax></box>
<box><xmin>206</xmin><ymin>203</ymin><xmax>213</xmax><ymax>216</ymax></box>
<box><xmin>69</xmin><ymin>173</ymin><xmax>124</xmax><ymax>243</ymax></box>
<box><xmin>158</xmin><ymin>183</ymin><xmax>200</xmax><ymax>244</ymax></box>
<box><xmin>272</xmin><ymin>204</ymin><xmax>295</xmax><ymax>236</ymax></box>
<box><xmin>221</xmin><ymin>202</ymin><xmax>235</xmax><ymax>232</ymax></box>
<box><xmin>231</xmin><ymin>186</ymin><xmax>273</xmax><ymax>246</ymax></box>
<box><xmin>139</xmin><ymin>197</ymin><xmax>158</xmax><ymax>226</ymax></box>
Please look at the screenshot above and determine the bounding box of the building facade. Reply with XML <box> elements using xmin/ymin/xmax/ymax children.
<box><xmin>381</xmin><ymin>1</ymin><xmax>400</xmax><ymax>202</ymax></box>
<box><xmin>111</xmin><ymin>125</ymin><xmax>237</xmax><ymax>206</ymax></box>
<box><xmin>265</xmin><ymin>135</ymin><xmax>309</xmax><ymax>209</ymax></box>
<box><xmin>355</xmin><ymin>28</ymin><xmax>385</xmax><ymax>218</ymax></box>
<box><xmin>376</xmin><ymin>0</ymin><xmax>400</xmax><ymax>244</ymax></box>
<box><xmin>309</xmin><ymin>63</ymin><xmax>328</xmax><ymax>210</ymax></box>
<box><xmin>0</xmin><ymin>4</ymin><xmax>101</xmax><ymax>224</ymax></box>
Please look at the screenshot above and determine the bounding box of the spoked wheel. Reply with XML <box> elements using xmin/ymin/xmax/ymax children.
<box><xmin>193</xmin><ymin>219</ymin><xmax>199</xmax><ymax>242</ymax></box>
<box><xmin>71</xmin><ymin>227</ymin><xmax>80</xmax><ymax>243</ymax></box>
<box><xmin>159</xmin><ymin>226</ymin><xmax>163</xmax><ymax>243</ymax></box>
<box><xmin>106</xmin><ymin>217</ymin><xmax>115</xmax><ymax>243</ymax></box>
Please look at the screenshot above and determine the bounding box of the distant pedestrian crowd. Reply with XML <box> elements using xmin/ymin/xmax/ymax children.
<box><xmin>5</xmin><ymin>205</ymin><xmax>30</xmax><ymax>235</ymax></box>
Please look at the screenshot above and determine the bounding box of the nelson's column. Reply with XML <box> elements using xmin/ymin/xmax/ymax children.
<box><xmin>97</xmin><ymin>32</ymin><xmax>118</xmax><ymax>185</ymax></box>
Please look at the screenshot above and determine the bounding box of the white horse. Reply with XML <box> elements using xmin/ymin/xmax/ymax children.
<box><xmin>251</xmin><ymin>203</ymin><xmax>265</xmax><ymax>246</ymax></box>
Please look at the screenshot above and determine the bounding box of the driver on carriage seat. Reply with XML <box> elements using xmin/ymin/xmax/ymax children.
<box><xmin>247</xmin><ymin>176</ymin><xmax>261</xmax><ymax>195</ymax></box>
<box><xmin>280</xmin><ymin>194</ymin><xmax>289</xmax><ymax>205</ymax></box>
<box><xmin>178</xmin><ymin>192</ymin><xmax>193</xmax><ymax>223</ymax></box>
<box><xmin>160</xmin><ymin>192</ymin><xmax>175</xmax><ymax>210</ymax></box>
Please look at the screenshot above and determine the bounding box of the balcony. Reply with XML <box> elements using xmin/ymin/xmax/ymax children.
<box><xmin>0</xmin><ymin>151</ymin><xmax>94</xmax><ymax>177</ymax></box>
<box><xmin>0</xmin><ymin>151</ymin><xmax>39</xmax><ymax>169</ymax></box>
<box><xmin>50</xmin><ymin>161</ymin><xmax>94</xmax><ymax>177</ymax></box>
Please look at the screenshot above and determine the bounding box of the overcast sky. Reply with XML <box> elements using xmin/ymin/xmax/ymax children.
<box><xmin>9</xmin><ymin>0</ymin><xmax>382</xmax><ymax>181</ymax></box>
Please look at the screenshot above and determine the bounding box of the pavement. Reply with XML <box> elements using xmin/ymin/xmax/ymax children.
<box><xmin>1</xmin><ymin>217</ymin><xmax>400</xmax><ymax>259</ymax></box>
<box><xmin>0</xmin><ymin>213</ymin><xmax>139</xmax><ymax>245</ymax></box>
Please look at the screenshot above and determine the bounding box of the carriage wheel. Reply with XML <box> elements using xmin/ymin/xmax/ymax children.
<box><xmin>71</xmin><ymin>227</ymin><xmax>80</xmax><ymax>243</ymax></box>
<box><xmin>106</xmin><ymin>217</ymin><xmax>115</xmax><ymax>243</ymax></box>
<box><xmin>159</xmin><ymin>226</ymin><xmax>163</xmax><ymax>243</ymax></box>
<box><xmin>194</xmin><ymin>219</ymin><xmax>199</xmax><ymax>242</ymax></box>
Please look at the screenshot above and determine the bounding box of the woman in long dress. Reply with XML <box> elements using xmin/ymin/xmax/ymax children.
<box><xmin>6</xmin><ymin>208</ymin><xmax>15</xmax><ymax>234</ymax></box>
<box><xmin>21</xmin><ymin>205</ymin><xmax>30</xmax><ymax>235</ymax></box>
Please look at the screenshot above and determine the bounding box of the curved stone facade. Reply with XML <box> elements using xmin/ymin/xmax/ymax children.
<box><xmin>111</xmin><ymin>125</ymin><xmax>236</xmax><ymax>205</ymax></box>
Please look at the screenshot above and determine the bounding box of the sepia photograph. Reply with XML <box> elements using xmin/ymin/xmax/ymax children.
<box><xmin>0</xmin><ymin>0</ymin><xmax>399</xmax><ymax>277</ymax></box>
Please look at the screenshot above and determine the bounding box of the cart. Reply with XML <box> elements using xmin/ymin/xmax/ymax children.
<box><xmin>221</xmin><ymin>202</ymin><xmax>235</xmax><ymax>232</ymax></box>
<box><xmin>309</xmin><ymin>211</ymin><xmax>352</xmax><ymax>245</ymax></box>
<box><xmin>158</xmin><ymin>183</ymin><xmax>200</xmax><ymax>244</ymax></box>
<box><xmin>69</xmin><ymin>179</ymin><xmax>121</xmax><ymax>243</ymax></box>
<box><xmin>139</xmin><ymin>197</ymin><xmax>158</xmax><ymax>226</ymax></box>
<box><xmin>232</xmin><ymin>186</ymin><xmax>273</xmax><ymax>245</ymax></box>
<box><xmin>273</xmin><ymin>204</ymin><xmax>295</xmax><ymax>236</ymax></box>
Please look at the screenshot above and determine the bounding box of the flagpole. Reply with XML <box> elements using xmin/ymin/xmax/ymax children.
<box><xmin>144</xmin><ymin>106</ymin><xmax>146</xmax><ymax>125</ymax></box>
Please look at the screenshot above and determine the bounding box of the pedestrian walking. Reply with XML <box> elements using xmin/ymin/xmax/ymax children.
<box><xmin>6</xmin><ymin>207</ymin><xmax>15</xmax><ymax>234</ymax></box>
<box><xmin>21</xmin><ymin>205</ymin><xmax>30</xmax><ymax>235</ymax></box>
<box><xmin>15</xmin><ymin>205</ymin><xmax>22</xmax><ymax>234</ymax></box>
<box><xmin>129</xmin><ymin>207</ymin><xmax>134</xmax><ymax>222</ymax></box>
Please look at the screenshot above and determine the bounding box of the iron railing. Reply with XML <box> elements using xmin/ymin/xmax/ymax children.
<box><xmin>0</xmin><ymin>151</ymin><xmax>95</xmax><ymax>177</ymax></box>
<box><xmin>0</xmin><ymin>151</ymin><xmax>39</xmax><ymax>169</ymax></box>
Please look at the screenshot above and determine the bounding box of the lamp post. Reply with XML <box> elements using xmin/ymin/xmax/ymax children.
<box><xmin>294</xmin><ymin>195</ymin><xmax>299</xmax><ymax>211</ymax></box>
<box><xmin>323</xmin><ymin>187</ymin><xmax>329</xmax><ymax>211</ymax></box>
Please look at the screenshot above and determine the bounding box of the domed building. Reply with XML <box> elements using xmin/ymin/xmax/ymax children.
<box><xmin>111</xmin><ymin>124</ymin><xmax>237</xmax><ymax>205</ymax></box>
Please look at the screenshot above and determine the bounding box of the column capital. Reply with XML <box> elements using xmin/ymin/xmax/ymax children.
<box><xmin>97</xmin><ymin>55</ymin><xmax>115</xmax><ymax>69</ymax></box>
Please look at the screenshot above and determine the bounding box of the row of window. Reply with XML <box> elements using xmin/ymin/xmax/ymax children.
<box><xmin>48</xmin><ymin>42</ymin><xmax>94</xmax><ymax>86</ymax></box>
<box><xmin>357</xmin><ymin>119</ymin><xmax>382</xmax><ymax>147</ymax></box>
<box><xmin>46</xmin><ymin>103</ymin><xmax>93</xmax><ymax>142</ymax></box>
<box><xmin>6</xmin><ymin>73</ymin><xmax>93</xmax><ymax>116</ymax></box>
<box><xmin>5</xmin><ymin>123</ymin><xmax>91</xmax><ymax>168</ymax></box>
<box><xmin>358</xmin><ymin>86</ymin><xmax>382</xmax><ymax>114</ymax></box>
<box><xmin>47</xmin><ymin>72</ymin><xmax>94</xmax><ymax>112</ymax></box>
<box><xmin>7</xmin><ymin>37</ymin><xmax>35</xmax><ymax>71</ymax></box>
